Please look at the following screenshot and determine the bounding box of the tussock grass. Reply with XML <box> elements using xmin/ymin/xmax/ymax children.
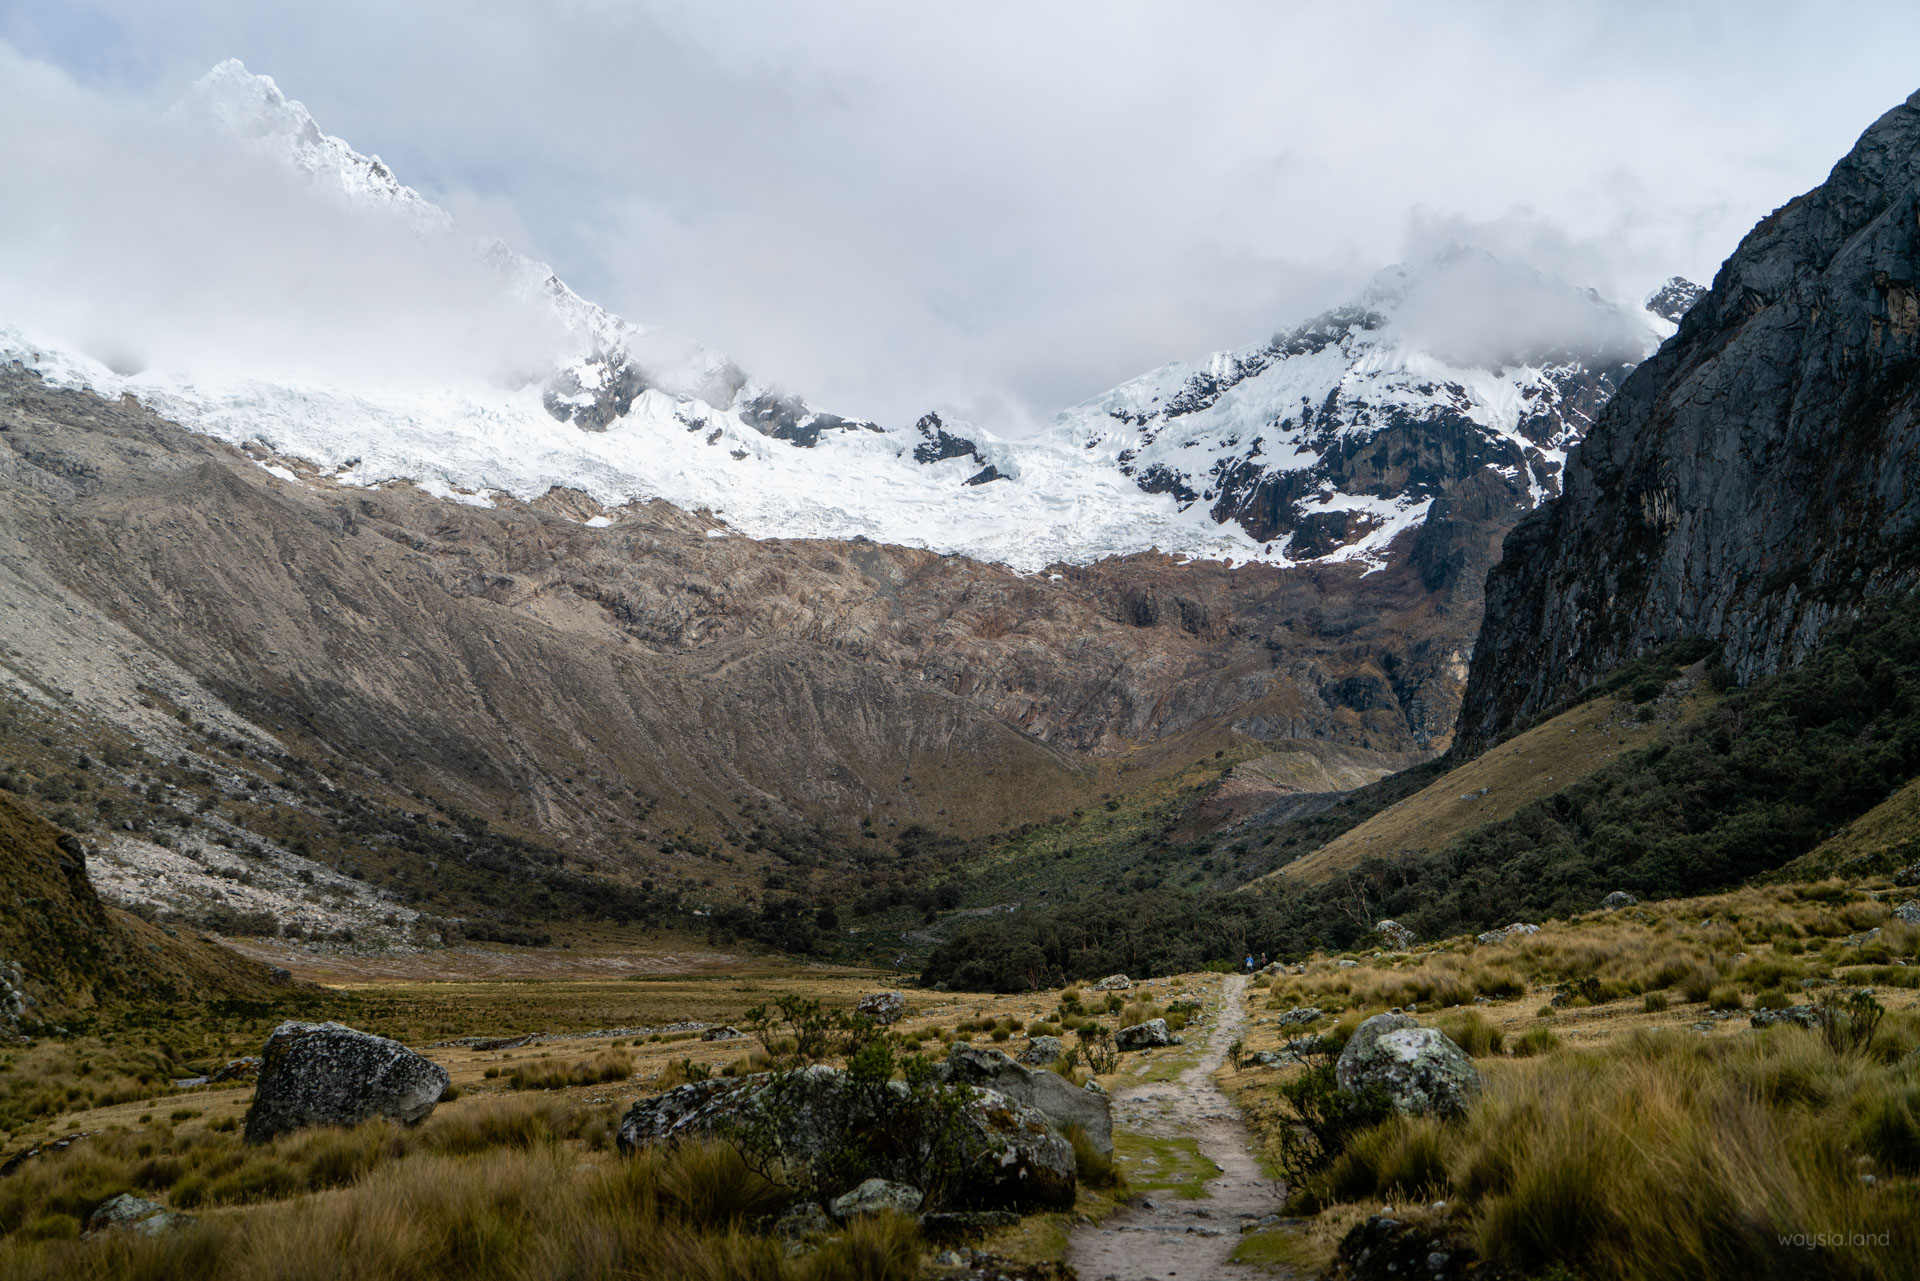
<box><xmin>507</xmin><ymin>1049</ymin><xmax>633</xmax><ymax>1091</ymax></box>
<box><xmin>1236</xmin><ymin>875</ymin><xmax>1920</xmax><ymax>1279</ymax></box>
<box><xmin>1063</xmin><ymin>1122</ymin><xmax>1123</xmax><ymax>1191</ymax></box>
<box><xmin>0</xmin><ymin>1099</ymin><xmax>921</xmax><ymax>1281</ymax></box>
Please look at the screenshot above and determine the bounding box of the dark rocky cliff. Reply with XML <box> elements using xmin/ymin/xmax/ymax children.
<box><xmin>1458</xmin><ymin>89</ymin><xmax>1920</xmax><ymax>749</ymax></box>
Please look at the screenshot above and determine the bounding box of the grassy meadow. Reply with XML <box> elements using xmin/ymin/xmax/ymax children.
<box><xmin>0</xmin><ymin>954</ymin><xmax>1227</xmax><ymax>1279</ymax></box>
<box><xmin>1226</xmin><ymin>876</ymin><xmax>1920</xmax><ymax>1279</ymax></box>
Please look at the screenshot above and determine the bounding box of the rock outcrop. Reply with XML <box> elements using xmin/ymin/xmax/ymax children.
<box><xmin>243</xmin><ymin>1021</ymin><xmax>449</xmax><ymax>1143</ymax></box>
<box><xmin>615</xmin><ymin>1065</ymin><xmax>1075</xmax><ymax>1210</ymax></box>
<box><xmin>1461</xmin><ymin>89</ymin><xmax>1920</xmax><ymax>748</ymax></box>
<box><xmin>1335</xmin><ymin>1014</ymin><xmax>1479</xmax><ymax>1117</ymax></box>
<box><xmin>942</xmin><ymin>1042</ymin><xmax>1112</xmax><ymax>1156</ymax></box>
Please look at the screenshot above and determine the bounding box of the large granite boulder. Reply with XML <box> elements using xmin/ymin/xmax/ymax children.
<box><xmin>1115</xmin><ymin>1019</ymin><xmax>1179</xmax><ymax>1051</ymax></box>
<box><xmin>1092</xmin><ymin>974</ymin><xmax>1132</xmax><ymax>991</ymax></box>
<box><xmin>942</xmin><ymin>1042</ymin><xmax>1111</xmax><ymax>1156</ymax></box>
<box><xmin>856</xmin><ymin>991</ymin><xmax>908</xmax><ymax>1025</ymax></box>
<box><xmin>616</xmin><ymin>1063</ymin><xmax>1074</xmax><ymax>1210</ymax></box>
<box><xmin>243</xmin><ymin>1021</ymin><xmax>449</xmax><ymax>1144</ymax></box>
<box><xmin>1334</xmin><ymin>1014</ymin><xmax>1480</xmax><ymax>1118</ymax></box>
<box><xmin>1600</xmin><ymin>891</ymin><xmax>1638</xmax><ymax>910</ymax></box>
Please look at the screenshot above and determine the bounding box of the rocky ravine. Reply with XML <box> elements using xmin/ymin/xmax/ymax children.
<box><xmin>1460</xmin><ymin>87</ymin><xmax>1920</xmax><ymax>748</ymax></box>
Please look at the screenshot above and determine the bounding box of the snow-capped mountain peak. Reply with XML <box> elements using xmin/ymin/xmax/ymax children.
<box><xmin>0</xmin><ymin>60</ymin><xmax>1694</xmax><ymax>575</ymax></box>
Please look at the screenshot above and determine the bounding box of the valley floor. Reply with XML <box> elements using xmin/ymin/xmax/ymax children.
<box><xmin>5</xmin><ymin>869</ymin><xmax>1920</xmax><ymax>1280</ymax></box>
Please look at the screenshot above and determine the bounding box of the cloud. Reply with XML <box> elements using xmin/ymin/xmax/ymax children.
<box><xmin>3</xmin><ymin>2</ymin><xmax>1920</xmax><ymax>430</ymax></box>
<box><xmin>0</xmin><ymin>46</ymin><xmax>571</xmax><ymax>388</ymax></box>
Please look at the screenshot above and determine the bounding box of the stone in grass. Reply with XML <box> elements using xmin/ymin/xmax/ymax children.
<box><xmin>1600</xmin><ymin>890</ymin><xmax>1638</xmax><ymax>910</ymax></box>
<box><xmin>1375</xmin><ymin>920</ymin><xmax>1416</xmax><ymax>949</ymax></box>
<box><xmin>243</xmin><ymin>1021</ymin><xmax>448</xmax><ymax>1144</ymax></box>
<box><xmin>830</xmin><ymin>1178</ymin><xmax>923</xmax><ymax>1220</ymax></box>
<box><xmin>1894</xmin><ymin>901</ymin><xmax>1920</xmax><ymax>926</ymax></box>
<box><xmin>856</xmin><ymin>991</ymin><xmax>908</xmax><ymax>1025</ymax></box>
<box><xmin>86</xmin><ymin>1193</ymin><xmax>193</xmax><ymax>1236</ymax></box>
<box><xmin>774</xmin><ymin>1201</ymin><xmax>835</xmax><ymax>1242</ymax></box>
<box><xmin>1017</xmin><ymin>1034</ymin><xmax>1064</xmax><ymax>1066</ymax></box>
<box><xmin>1750</xmin><ymin>1006</ymin><xmax>1822</xmax><ymax>1030</ymax></box>
<box><xmin>700</xmin><ymin>1025</ymin><xmax>746</xmax><ymax>1041</ymax></box>
<box><xmin>1115</xmin><ymin>1018</ymin><xmax>1180</xmax><ymax>1051</ymax></box>
<box><xmin>1335</xmin><ymin>1014</ymin><xmax>1480</xmax><ymax>1118</ymax></box>
<box><xmin>1276</xmin><ymin>1006</ymin><xmax>1324</xmax><ymax>1027</ymax></box>
<box><xmin>1092</xmin><ymin>974</ymin><xmax>1133</xmax><ymax>991</ymax></box>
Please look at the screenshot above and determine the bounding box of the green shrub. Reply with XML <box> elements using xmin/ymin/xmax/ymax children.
<box><xmin>1271</xmin><ymin>1059</ymin><xmax>1394</xmax><ymax>1198</ymax></box>
<box><xmin>1643</xmin><ymin>992</ymin><xmax>1670</xmax><ymax>1014</ymax></box>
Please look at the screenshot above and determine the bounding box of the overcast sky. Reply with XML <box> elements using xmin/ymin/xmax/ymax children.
<box><xmin>4</xmin><ymin>2</ymin><xmax>1919</xmax><ymax>431</ymax></box>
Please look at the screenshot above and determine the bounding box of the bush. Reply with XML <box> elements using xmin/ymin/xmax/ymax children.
<box><xmin>1705</xmin><ymin>986</ymin><xmax>1745</xmax><ymax>1012</ymax></box>
<box><xmin>1271</xmin><ymin>1058</ymin><xmax>1394</xmax><ymax>1197</ymax></box>
<box><xmin>1642</xmin><ymin>992</ymin><xmax>1670</xmax><ymax>1014</ymax></box>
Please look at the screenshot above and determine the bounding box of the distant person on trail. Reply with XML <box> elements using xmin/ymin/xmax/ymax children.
<box><xmin>1244</xmin><ymin>954</ymin><xmax>1255</xmax><ymax>972</ymax></box>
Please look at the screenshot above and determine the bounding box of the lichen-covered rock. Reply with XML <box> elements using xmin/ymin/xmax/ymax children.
<box><xmin>1335</xmin><ymin>1014</ymin><xmax>1480</xmax><ymax>1117</ymax></box>
<box><xmin>700</xmin><ymin>1025</ymin><xmax>746</xmax><ymax>1041</ymax></box>
<box><xmin>774</xmin><ymin>1201</ymin><xmax>834</xmax><ymax>1242</ymax></box>
<box><xmin>1324</xmin><ymin>1213</ymin><xmax>1506</xmax><ymax>1281</ymax></box>
<box><xmin>1894</xmin><ymin>901</ymin><xmax>1920</xmax><ymax>925</ymax></box>
<box><xmin>1751</xmin><ymin>1005</ymin><xmax>1822</xmax><ymax>1030</ymax></box>
<box><xmin>1276</xmin><ymin>1006</ymin><xmax>1324</xmax><ymax>1026</ymax></box>
<box><xmin>943</xmin><ymin>1042</ymin><xmax>1111</xmax><ymax>1156</ymax></box>
<box><xmin>615</xmin><ymin>1064</ymin><xmax>1075</xmax><ymax>1210</ymax></box>
<box><xmin>1016</xmin><ymin>1034</ymin><xmax>1063</xmax><ymax>1066</ymax></box>
<box><xmin>86</xmin><ymin>1193</ymin><xmax>192</xmax><ymax>1236</ymax></box>
<box><xmin>1115</xmin><ymin>1018</ymin><xmax>1178</xmax><ymax>1051</ymax></box>
<box><xmin>830</xmin><ymin>1178</ymin><xmax>922</xmax><ymax>1220</ymax></box>
<box><xmin>1896</xmin><ymin>863</ymin><xmax>1920</xmax><ymax>888</ymax></box>
<box><xmin>209</xmin><ymin>1056</ymin><xmax>261</xmax><ymax>1083</ymax></box>
<box><xmin>1092</xmin><ymin>974</ymin><xmax>1132</xmax><ymax>991</ymax></box>
<box><xmin>1600</xmin><ymin>891</ymin><xmax>1638</xmax><ymax>910</ymax></box>
<box><xmin>243</xmin><ymin>1021</ymin><xmax>448</xmax><ymax>1144</ymax></box>
<box><xmin>1375</xmin><ymin>920</ymin><xmax>1415</xmax><ymax>949</ymax></box>
<box><xmin>856</xmin><ymin>992</ymin><xmax>907</xmax><ymax>1024</ymax></box>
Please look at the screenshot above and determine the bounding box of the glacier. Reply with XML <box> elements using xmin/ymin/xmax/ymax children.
<box><xmin>0</xmin><ymin>61</ymin><xmax>1682</xmax><ymax>575</ymax></box>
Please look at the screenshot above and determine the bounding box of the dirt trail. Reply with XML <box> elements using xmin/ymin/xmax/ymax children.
<box><xmin>1068</xmin><ymin>974</ymin><xmax>1282</xmax><ymax>1280</ymax></box>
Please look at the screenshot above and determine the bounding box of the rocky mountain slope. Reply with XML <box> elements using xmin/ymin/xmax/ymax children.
<box><xmin>1459</xmin><ymin>89</ymin><xmax>1920</xmax><ymax>748</ymax></box>
<box><xmin>0</xmin><ymin>789</ymin><xmax>278</xmax><ymax>1027</ymax></box>
<box><xmin>0</xmin><ymin>366</ymin><xmax>1479</xmax><ymax>941</ymax></box>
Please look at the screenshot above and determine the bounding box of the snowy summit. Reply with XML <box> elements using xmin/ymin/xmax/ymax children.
<box><xmin>1</xmin><ymin>62</ymin><xmax>1689</xmax><ymax>574</ymax></box>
